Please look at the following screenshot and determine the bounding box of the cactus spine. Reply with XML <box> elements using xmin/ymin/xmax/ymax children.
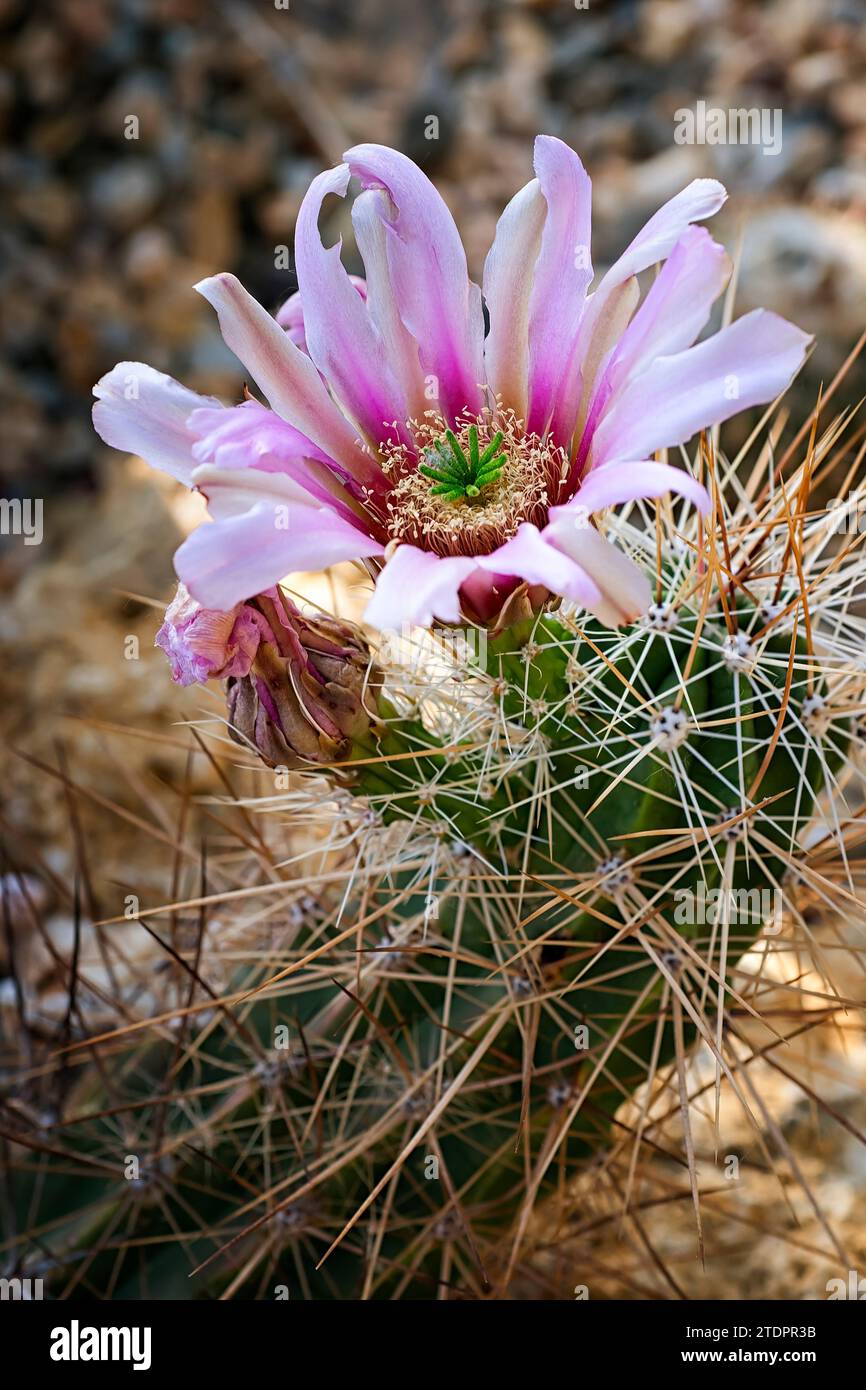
<box><xmin>8</xmin><ymin>423</ymin><xmax>864</xmax><ymax>1299</ymax></box>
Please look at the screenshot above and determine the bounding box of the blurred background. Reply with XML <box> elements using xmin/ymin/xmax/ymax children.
<box><xmin>3</xmin><ymin>0</ymin><xmax>866</xmax><ymax>1297</ymax></box>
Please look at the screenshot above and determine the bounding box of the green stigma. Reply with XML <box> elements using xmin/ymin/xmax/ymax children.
<box><xmin>419</xmin><ymin>426</ymin><xmax>507</xmax><ymax>502</ymax></box>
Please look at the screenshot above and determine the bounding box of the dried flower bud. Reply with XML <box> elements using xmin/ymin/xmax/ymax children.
<box><xmin>156</xmin><ymin>583</ymin><xmax>267</xmax><ymax>686</ymax></box>
<box><xmin>226</xmin><ymin>590</ymin><xmax>381</xmax><ymax>769</ymax></box>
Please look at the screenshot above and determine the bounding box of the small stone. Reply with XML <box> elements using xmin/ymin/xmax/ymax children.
<box><xmin>88</xmin><ymin>161</ymin><xmax>160</xmax><ymax>232</ymax></box>
<box><xmin>658</xmin><ymin>949</ymin><xmax>683</xmax><ymax>976</ymax></box>
<box><xmin>123</xmin><ymin>227</ymin><xmax>175</xmax><ymax>287</ymax></box>
<box><xmin>433</xmin><ymin>1210</ymin><xmax>461</xmax><ymax>1240</ymax></box>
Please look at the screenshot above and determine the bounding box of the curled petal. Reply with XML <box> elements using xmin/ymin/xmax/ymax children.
<box><xmin>188</xmin><ymin>401</ymin><xmax>367</xmax><ymax>522</ymax></box>
<box><xmin>353</xmin><ymin>189</ymin><xmax>429</xmax><ymax>424</ymax></box>
<box><xmin>572</xmin><ymin>229</ymin><xmax>730</xmax><ymax>473</ymax></box>
<box><xmin>277</xmin><ymin>276</ymin><xmax>366</xmax><ymax>354</ymax></box>
<box><xmin>606</xmin><ymin>227</ymin><xmax>731</xmax><ymax>391</ymax></box>
<box><xmin>477</xmin><ymin>523</ymin><xmax>602</xmax><ymax>607</ymax></box>
<box><xmin>192</xmin><ymin>462</ymin><xmax>336</xmax><ymax>518</ymax></box>
<box><xmin>364</xmin><ymin>546</ymin><xmax>477</xmax><ymax>630</ymax></box>
<box><xmin>344</xmin><ymin>143</ymin><xmax>485</xmax><ymax>423</ymax></box>
<box><xmin>591</xmin><ymin>309</ymin><xmax>812</xmax><ymax>467</ymax></box>
<box><xmin>295</xmin><ymin>164</ymin><xmax>406</xmax><ymax>444</ymax></box>
<box><xmin>525</xmin><ymin>136</ymin><xmax>593</xmax><ymax>438</ymax></box>
<box><xmin>596</xmin><ymin>178</ymin><xmax>727</xmax><ymax>296</ymax></box>
<box><xmin>482</xmin><ymin>179</ymin><xmax>546</xmax><ymax>420</ymax></box>
<box><xmin>545</xmin><ymin>520</ymin><xmax>651</xmax><ymax>628</ymax></box>
<box><xmin>276</xmin><ymin>289</ymin><xmax>308</xmax><ymax>351</ymax></box>
<box><xmin>156</xmin><ymin>583</ymin><xmax>269</xmax><ymax>686</ymax></box>
<box><xmin>564</xmin><ymin>178</ymin><xmax>728</xmax><ymax>447</ymax></box>
<box><xmin>190</xmin><ymin>400</ymin><xmax>330</xmax><ymax>471</ymax></box>
<box><xmin>557</xmin><ymin>277</ymin><xmax>638</xmax><ymax>454</ymax></box>
<box><xmin>179</xmin><ymin>466</ymin><xmax>382</xmax><ymax>610</ymax></box>
<box><xmin>93</xmin><ymin>363</ymin><xmax>219</xmax><ymax>484</ymax></box>
<box><xmin>563</xmin><ymin>460</ymin><xmax>711</xmax><ymax>517</ymax></box>
<box><xmin>194</xmin><ymin>272</ymin><xmax>384</xmax><ymax>492</ymax></box>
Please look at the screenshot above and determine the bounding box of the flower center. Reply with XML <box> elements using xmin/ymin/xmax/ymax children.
<box><xmin>419</xmin><ymin>426</ymin><xmax>507</xmax><ymax>501</ymax></box>
<box><xmin>380</xmin><ymin>411</ymin><xmax>568</xmax><ymax>558</ymax></box>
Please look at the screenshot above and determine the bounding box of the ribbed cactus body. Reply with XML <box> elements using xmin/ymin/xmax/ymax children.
<box><xmin>237</xmin><ymin>603</ymin><xmax>837</xmax><ymax>1295</ymax></box>
<box><xmin>16</xmin><ymin>547</ymin><xmax>851</xmax><ymax>1300</ymax></box>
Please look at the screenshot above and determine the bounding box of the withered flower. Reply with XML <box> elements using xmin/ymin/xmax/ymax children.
<box><xmin>226</xmin><ymin>590</ymin><xmax>381</xmax><ymax>769</ymax></box>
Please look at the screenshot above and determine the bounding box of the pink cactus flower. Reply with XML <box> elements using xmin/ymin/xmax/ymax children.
<box><xmin>155</xmin><ymin>583</ymin><xmax>270</xmax><ymax>686</ymax></box>
<box><xmin>94</xmin><ymin>138</ymin><xmax>811</xmax><ymax>632</ymax></box>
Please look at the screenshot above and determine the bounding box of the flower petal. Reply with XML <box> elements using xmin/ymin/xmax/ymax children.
<box><xmin>606</xmin><ymin>227</ymin><xmax>731</xmax><ymax>390</ymax></box>
<box><xmin>276</xmin><ymin>276</ymin><xmax>366</xmax><ymax>354</ymax></box>
<box><xmin>190</xmin><ymin>400</ymin><xmax>330</xmax><ymax>471</ymax></box>
<box><xmin>194</xmin><ymin>272</ymin><xmax>384</xmax><ymax>492</ymax></box>
<box><xmin>343</xmin><ymin>143</ymin><xmax>485</xmax><ymax>424</ymax></box>
<box><xmin>482</xmin><ymin>178</ymin><xmax>547</xmax><ymax>420</ymax></box>
<box><xmin>92</xmin><ymin>363</ymin><xmax>219</xmax><ymax>484</ymax></box>
<box><xmin>295</xmin><ymin>163</ymin><xmax>407</xmax><ymax>445</ymax></box>
<box><xmin>555</xmin><ymin>277</ymin><xmax>638</xmax><ymax>453</ymax></box>
<box><xmin>177</xmin><ymin>474</ymin><xmax>382</xmax><ymax>611</ymax></box>
<box><xmin>525</xmin><ymin>136</ymin><xmax>593</xmax><ymax>438</ymax></box>
<box><xmin>477</xmin><ymin>522</ymin><xmax>602</xmax><ymax>607</ymax></box>
<box><xmin>352</xmin><ymin>188</ymin><xmax>430</xmax><ymax>423</ymax></box>
<box><xmin>563</xmin><ymin>460</ymin><xmax>711</xmax><ymax>517</ymax></box>
<box><xmin>191</xmin><ymin>461</ymin><xmax>377</xmax><ymax>527</ymax></box>
<box><xmin>571</xmin><ymin>229</ymin><xmax>730</xmax><ymax>473</ymax></box>
<box><xmin>545</xmin><ymin>520</ymin><xmax>651</xmax><ymax>628</ymax></box>
<box><xmin>564</xmin><ymin>178</ymin><xmax>728</xmax><ymax>447</ymax></box>
<box><xmin>591</xmin><ymin>309</ymin><xmax>812</xmax><ymax>467</ymax></box>
<box><xmin>458</xmin><ymin>569</ymin><xmax>521</xmax><ymax>625</ymax></box>
<box><xmin>156</xmin><ymin>583</ymin><xmax>268</xmax><ymax>686</ymax></box>
<box><xmin>595</xmin><ymin>178</ymin><xmax>727</xmax><ymax>296</ymax></box>
<box><xmin>364</xmin><ymin>546</ymin><xmax>477</xmax><ymax>630</ymax></box>
<box><xmin>275</xmin><ymin>289</ymin><xmax>308</xmax><ymax>351</ymax></box>
<box><xmin>188</xmin><ymin>400</ymin><xmax>368</xmax><ymax>523</ymax></box>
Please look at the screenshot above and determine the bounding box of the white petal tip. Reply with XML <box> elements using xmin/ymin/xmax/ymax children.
<box><xmin>193</xmin><ymin>272</ymin><xmax>236</xmax><ymax>304</ymax></box>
